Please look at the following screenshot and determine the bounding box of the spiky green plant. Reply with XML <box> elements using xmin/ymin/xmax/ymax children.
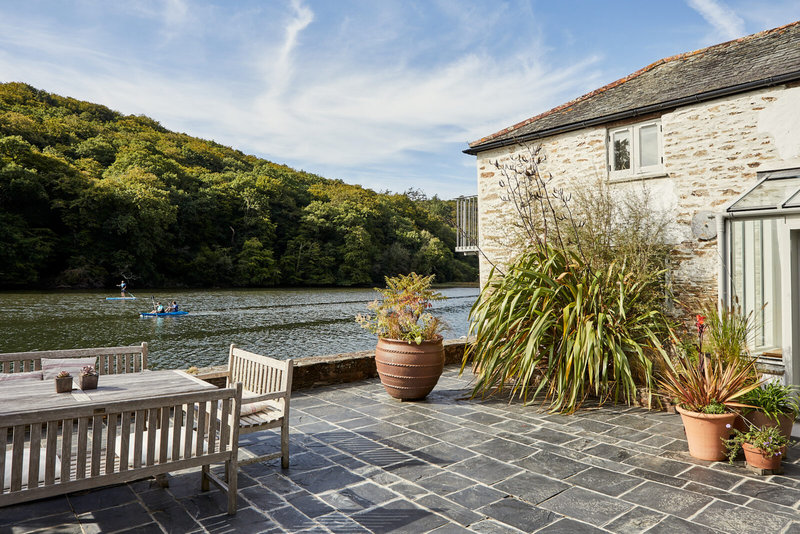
<box><xmin>464</xmin><ymin>245</ymin><xmax>672</xmax><ymax>414</ymax></box>
<box><xmin>702</xmin><ymin>301</ymin><xmax>753</xmax><ymax>364</ymax></box>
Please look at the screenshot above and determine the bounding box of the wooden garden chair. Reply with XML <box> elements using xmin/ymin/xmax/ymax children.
<box><xmin>225</xmin><ymin>345</ymin><xmax>293</xmax><ymax>468</ymax></box>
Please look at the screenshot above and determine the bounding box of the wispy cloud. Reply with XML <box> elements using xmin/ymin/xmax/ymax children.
<box><xmin>687</xmin><ymin>0</ymin><xmax>746</xmax><ymax>42</ymax></box>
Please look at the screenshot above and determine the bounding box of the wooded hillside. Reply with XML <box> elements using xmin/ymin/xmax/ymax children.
<box><xmin>0</xmin><ymin>82</ymin><xmax>477</xmax><ymax>288</ymax></box>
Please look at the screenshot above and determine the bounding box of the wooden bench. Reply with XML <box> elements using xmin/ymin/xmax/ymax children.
<box><xmin>0</xmin><ymin>343</ymin><xmax>148</xmax><ymax>375</ymax></box>
<box><xmin>0</xmin><ymin>383</ymin><xmax>243</xmax><ymax>514</ymax></box>
<box><xmin>227</xmin><ymin>345</ymin><xmax>293</xmax><ymax>468</ymax></box>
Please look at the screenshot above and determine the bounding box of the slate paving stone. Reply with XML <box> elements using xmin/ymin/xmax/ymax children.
<box><xmin>379</xmin><ymin>431</ymin><xmax>441</xmax><ymax>451</ymax></box>
<box><xmin>478</xmin><ymin>497</ymin><xmax>557</xmax><ymax>532</ymax></box>
<box><xmin>645</xmin><ymin>515</ymin><xmax>722</xmax><ymax>534</ymax></box>
<box><xmin>625</xmin><ymin>467</ymin><xmax>686</xmax><ymax>488</ymax></box>
<box><xmin>621</xmin><ymin>453</ymin><xmax>690</xmax><ymax>476</ymax></box>
<box><xmin>513</xmin><ymin>450</ymin><xmax>589</xmax><ymax>479</ymax></box>
<box><xmin>417</xmin><ymin>493</ymin><xmax>484</xmax><ymax>526</ymax></box>
<box><xmin>536</xmin><ymin>517</ymin><xmax>609</xmax><ymax>533</ymax></box>
<box><xmin>384</xmin><ymin>459</ymin><xmax>443</xmax><ymax>482</ymax></box>
<box><xmin>682</xmin><ymin>482</ymin><xmax>750</xmax><ymax>505</ymax></box>
<box><xmin>449</xmin><ymin>456</ymin><xmax>522</xmax><ymax>485</ymax></box>
<box><xmin>388</xmin><ymin>480</ymin><xmax>428</xmax><ymax>500</ymax></box>
<box><xmin>254</xmin><ymin>472</ymin><xmax>303</xmax><ymax>495</ymax></box>
<box><xmin>744</xmin><ymin>493</ymin><xmax>800</xmax><ymax>520</ymax></box>
<box><xmin>603</xmin><ymin>506</ymin><xmax>665</xmax><ymax>534</ymax></box>
<box><xmin>266</xmin><ymin>505</ymin><xmax>316</xmax><ymax>531</ymax></box>
<box><xmin>605</xmin><ymin>414</ymin><xmax>657</xmax><ymax>431</ymax></box>
<box><xmin>290</xmin><ymin>465</ymin><xmax>364</xmax><ymax>494</ymax></box>
<box><xmin>539</xmin><ymin>487</ymin><xmax>633</xmax><ymax>526</ymax></box>
<box><xmin>447</xmin><ymin>484</ymin><xmax>508</xmax><ymax>509</ymax></box>
<box><xmin>468</xmin><ymin>519</ymin><xmax>524</xmax><ymax>534</ymax></box>
<box><xmin>732</xmin><ymin>478</ymin><xmax>800</xmax><ymax>507</ymax></box>
<box><xmin>357</xmin><ymin>447</ymin><xmax>414</xmax><ymax>467</ymax></box>
<box><xmin>0</xmin><ymin>495</ymin><xmax>73</xmax><ymax>526</ymax></box>
<box><xmin>320</xmin><ymin>481</ymin><xmax>398</xmax><ymax>512</ymax></box>
<box><xmin>180</xmin><ymin>491</ymin><xmax>249</xmax><ymax>519</ymax></box>
<box><xmin>567</xmin><ymin>418</ymin><xmax>615</xmax><ymax>434</ymax></box>
<box><xmin>784</xmin><ymin>522</ymin><xmax>800</xmax><ymax>534</ymax></box>
<box><xmin>435</xmin><ymin>428</ymin><xmax>494</xmax><ymax>448</ymax></box>
<box><xmin>469</xmin><ymin>437</ymin><xmax>537</xmax><ymax>462</ymax></box>
<box><xmin>68</xmin><ymin>484</ymin><xmax>139</xmax><ymax>514</ymax></box>
<box><xmin>429</xmin><ymin>523</ymin><xmax>475</xmax><ymax>534</ymax></box>
<box><xmin>351</xmin><ymin>498</ymin><xmax>448</xmax><ymax>533</ymax></box>
<box><xmin>416</xmin><ymin>471</ymin><xmax>476</xmax><ymax>495</ymax></box>
<box><xmin>680</xmin><ymin>465</ymin><xmax>745</xmax><ymax>490</ymax></box>
<box><xmin>459</xmin><ymin>411</ymin><xmax>506</xmax><ymax>426</ymax></box>
<box><xmin>115</xmin><ymin>523</ymin><xmax>165</xmax><ymax>534</ymax></box>
<box><xmin>285</xmin><ymin>490</ymin><xmax>335</xmax><ymax>518</ymax></box>
<box><xmin>3</xmin><ymin>512</ymin><xmax>83</xmax><ymax>534</ymax></box>
<box><xmin>692</xmin><ymin>501</ymin><xmax>791</xmax><ymax>534</ymax></box>
<box><xmin>76</xmin><ymin>502</ymin><xmax>153</xmax><ymax>532</ymax></box>
<box><xmin>583</xmin><ymin>443</ymin><xmax>633</xmax><ymax>463</ymax></box>
<box><xmin>527</xmin><ymin>427</ymin><xmax>576</xmax><ymax>445</ymax></box>
<box><xmin>493</xmin><ymin>472</ymin><xmax>569</xmax><ymax>505</ymax></box>
<box><xmin>406</xmin><ymin>418</ymin><xmax>461</xmax><ymax>436</ymax></box>
<box><xmin>610</xmin><ymin>426</ymin><xmax>652</xmax><ymax>442</ymax></box>
<box><xmin>620</xmin><ymin>481</ymin><xmax>713</xmax><ymax>518</ymax></box>
<box><xmin>565</xmin><ymin>466</ymin><xmax>642</xmax><ymax>497</ymax></box>
<box><xmin>315</xmin><ymin>512</ymin><xmax>371</xmax><ymax>533</ymax></box>
<box><xmin>412</xmin><ymin>441</ymin><xmax>477</xmax><ymax>466</ymax></box>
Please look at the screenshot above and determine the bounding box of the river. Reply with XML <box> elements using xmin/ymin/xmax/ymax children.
<box><xmin>0</xmin><ymin>287</ymin><xmax>479</xmax><ymax>369</ymax></box>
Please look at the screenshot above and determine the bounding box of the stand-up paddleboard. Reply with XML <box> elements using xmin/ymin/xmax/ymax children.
<box><xmin>106</xmin><ymin>296</ymin><xmax>137</xmax><ymax>300</ymax></box>
<box><xmin>140</xmin><ymin>310</ymin><xmax>189</xmax><ymax>317</ymax></box>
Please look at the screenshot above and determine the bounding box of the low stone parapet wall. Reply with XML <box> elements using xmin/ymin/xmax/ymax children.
<box><xmin>195</xmin><ymin>338</ymin><xmax>470</xmax><ymax>390</ymax></box>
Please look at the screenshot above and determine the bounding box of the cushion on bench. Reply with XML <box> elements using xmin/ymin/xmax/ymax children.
<box><xmin>41</xmin><ymin>357</ymin><xmax>97</xmax><ymax>380</ymax></box>
<box><xmin>0</xmin><ymin>371</ymin><xmax>43</xmax><ymax>382</ymax></box>
<box><xmin>3</xmin><ymin>448</ymin><xmax>61</xmax><ymax>491</ymax></box>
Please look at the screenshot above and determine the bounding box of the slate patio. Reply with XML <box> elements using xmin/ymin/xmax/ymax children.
<box><xmin>3</xmin><ymin>366</ymin><xmax>800</xmax><ymax>534</ymax></box>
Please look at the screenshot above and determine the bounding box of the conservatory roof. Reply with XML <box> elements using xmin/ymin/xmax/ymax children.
<box><xmin>728</xmin><ymin>168</ymin><xmax>800</xmax><ymax>212</ymax></box>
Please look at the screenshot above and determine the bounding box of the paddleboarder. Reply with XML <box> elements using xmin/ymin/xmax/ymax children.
<box><xmin>119</xmin><ymin>280</ymin><xmax>128</xmax><ymax>296</ymax></box>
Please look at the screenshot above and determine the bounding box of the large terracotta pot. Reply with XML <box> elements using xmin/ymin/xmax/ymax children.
<box><xmin>742</xmin><ymin>442</ymin><xmax>785</xmax><ymax>471</ymax></box>
<box><xmin>375</xmin><ymin>337</ymin><xmax>444</xmax><ymax>401</ymax></box>
<box><xmin>676</xmin><ymin>406</ymin><xmax>737</xmax><ymax>461</ymax></box>
<box><xmin>746</xmin><ymin>411</ymin><xmax>795</xmax><ymax>441</ymax></box>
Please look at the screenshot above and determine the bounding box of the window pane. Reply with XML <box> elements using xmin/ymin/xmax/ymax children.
<box><xmin>612</xmin><ymin>130</ymin><xmax>630</xmax><ymax>171</ymax></box>
<box><xmin>639</xmin><ymin>124</ymin><xmax>659</xmax><ymax>167</ymax></box>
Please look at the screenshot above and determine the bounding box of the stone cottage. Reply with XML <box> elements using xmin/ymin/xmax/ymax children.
<box><xmin>463</xmin><ymin>22</ymin><xmax>800</xmax><ymax>385</ymax></box>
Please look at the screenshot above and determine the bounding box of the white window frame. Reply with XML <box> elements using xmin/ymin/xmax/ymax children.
<box><xmin>607</xmin><ymin>119</ymin><xmax>664</xmax><ymax>180</ymax></box>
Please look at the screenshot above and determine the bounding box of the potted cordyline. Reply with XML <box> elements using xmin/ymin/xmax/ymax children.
<box><xmin>659</xmin><ymin>311</ymin><xmax>762</xmax><ymax>461</ymax></box>
<box><xmin>357</xmin><ymin>272</ymin><xmax>446</xmax><ymax>400</ymax></box>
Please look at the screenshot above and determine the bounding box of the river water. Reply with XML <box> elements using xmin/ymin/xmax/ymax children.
<box><xmin>0</xmin><ymin>287</ymin><xmax>479</xmax><ymax>370</ymax></box>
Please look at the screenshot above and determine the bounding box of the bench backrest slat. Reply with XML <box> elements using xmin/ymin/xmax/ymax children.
<box><xmin>0</xmin><ymin>344</ymin><xmax>148</xmax><ymax>375</ymax></box>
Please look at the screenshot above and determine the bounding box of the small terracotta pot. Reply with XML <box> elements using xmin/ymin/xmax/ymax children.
<box><xmin>742</xmin><ymin>442</ymin><xmax>785</xmax><ymax>470</ymax></box>
<box><xmin>375</xmin><ymin>337</ymin><xmax>444</xmax><ymax>401</ymax></box>
<box><xmin>55</xmin><ymin>376</ymin><xmax>73</xmax><ymax>393</ymax></box>
<box><xmin>79</xmin><ymin>374</ymin><xmax>99</xmax><ymax>390</ymax></box>
<box><xmin>676</xmin><ymin>406</ymin><xmax>737</xmax><ymax>461</ymax></box>
<box><xmin>746</xmin><ymin>411</ymin><xmax>794</xmax><ymax>441</ymax></box>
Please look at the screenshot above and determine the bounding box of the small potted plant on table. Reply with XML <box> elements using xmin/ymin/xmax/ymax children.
<box><xmin>79</xmin><ymin>365</ymin><xmax>99</xmax><ymax>390</ymax></box>
<box><xmin>725</xmin><ymin>425</ymin><xmax>791</xmax><ymax>472</ymax></box>
<box><xmin>357</xmin><ymin>272</ymin><xmax>446</xmax><ymax>401</ymax></box>
<box><xmin>55</xmin><ymin>370</ymin><xmax>73</xmax><ymax>393</ymax></box>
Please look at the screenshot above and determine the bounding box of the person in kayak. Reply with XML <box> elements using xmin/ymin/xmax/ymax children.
<box><xmin>119</xmin><ymin>280</ymin><xmax>127</xmax><ymax>296</ymax></box>
<box><xmin>154</xmin><ymin>302</ymin><xmax>165</xmax><ymax>313</ymax></box>
<box><xmin>166</xmin><ymin>300</ymin><xmax>179</xmax><ymax>312</ymax></box>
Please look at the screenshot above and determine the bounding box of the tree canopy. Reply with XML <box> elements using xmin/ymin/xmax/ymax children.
<box><xmin>0</xmin><ymin>82</ymin><xmax>477</xmax><ymax>288</ymax></box>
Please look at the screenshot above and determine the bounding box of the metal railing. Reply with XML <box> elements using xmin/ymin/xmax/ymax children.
<box><xmin>455</xmin><ymin>195</ymin><xmax>478</xmax><ymax>254</ymax></box>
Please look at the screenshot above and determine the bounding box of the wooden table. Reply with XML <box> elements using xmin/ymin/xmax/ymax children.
<box><xmin>0</xmin><ymin>370</ymin><xmax>216</xmax><ymax>415</ymax></box>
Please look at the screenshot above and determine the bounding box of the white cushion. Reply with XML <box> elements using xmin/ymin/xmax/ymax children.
<box><xmin>41</xmin><ymin>357</ymin><xmax>97</xmax><ymax>380</ymax></box>
<box><xmin>3</xmin><ymin>447</ymin><xmax>61</xmax><ymax>491</ymax></box>
<box><xmin>0</xmin><ymin>371</ymin><xmax>43</xmax><ymax>382</ymax></box>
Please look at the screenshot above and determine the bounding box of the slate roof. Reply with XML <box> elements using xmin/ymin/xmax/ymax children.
<box><xmin>466</xmin><ymin>21</ymin><xmax>800</xmax><ymax>155</ymax></box>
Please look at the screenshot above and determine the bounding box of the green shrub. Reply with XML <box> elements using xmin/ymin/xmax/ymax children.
<box><xmin>464</xmin><ymin>245</ymin><xmax>672</xmax><ymax>413</ymax></box>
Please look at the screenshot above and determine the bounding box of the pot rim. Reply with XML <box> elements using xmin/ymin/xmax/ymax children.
<box><xmin>675</xmin><ymin>405</ymin><xmax>738</xmax><ymax>420</ymax></box>
<box><xmin>377</xmin><ymin>336</ymin><xmax>444</xmax><ymax>344</ymax></box>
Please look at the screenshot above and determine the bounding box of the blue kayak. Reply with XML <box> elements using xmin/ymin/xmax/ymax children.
<box><xmin>140</xmin><ymin>310</ymin><xmax>189</xmax><ymax>317</ymax></box>
<box><xmin>106</xmin><ymin>297</ymin><xmax>136</xmax><ymax>300</ymax></box>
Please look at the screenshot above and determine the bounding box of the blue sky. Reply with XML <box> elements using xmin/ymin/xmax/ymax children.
<box><xmin>1</xmin><ymin>1</ymin><xmax>798</xmax><ymax>198</ymax></box>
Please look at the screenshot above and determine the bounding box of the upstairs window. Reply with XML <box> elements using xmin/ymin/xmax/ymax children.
<box><xmin>608</xmin><ymin>120</ymin><xmax>663</xmax><ymax>179</ymax></box>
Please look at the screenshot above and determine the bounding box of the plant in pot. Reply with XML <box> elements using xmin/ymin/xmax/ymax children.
<box><xmin>79</xmin><ymin>365</ymin><xmax>99</xmax><ymax>390</ymax></box>
<box><xmin>357</xmin><ymin>272</ymin><xmax>446</xmax><ymax>400</ymax></box>
<box><xmin>54</xmin><ymin>370</ymin><xmax>73</xmax><ymax>393</ymax></box>
<box><xmin>740</xmin><ymin>382</ymin><xmax>799</xmax><ymax>441</ymax></box>
<box><xmin>724</xmin><ymin>425</ymin><xmax>791</xmax><ymax>472</ymax></box>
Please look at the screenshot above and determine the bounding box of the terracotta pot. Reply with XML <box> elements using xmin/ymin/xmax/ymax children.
<box><xmin>375</xmin><ymin>337</ymin><xmax>444</xmax><ymax>401</ymax></box>
<box><xmin>676</xmin><ymin>406</ymin><xmax>737</xmax><ymax>461</ymax></box>
<box><xmin>746</xmin><ymin>411</ymin><xmax>795</xmax><ymax>441</ymax></box>
<box><xmin>742</xmin><ymin>442</ymin><xmax>785</xmax><ymax>470</ymax></box>
<box><xmin>79</xmin><ymin>374</ymin><xmax>99</xmax><ymax>390</ymax></box>
<box><xmin>54</xmin><ymin>376</ymin><xmax>73</xmax><ymax>393</ymax></box>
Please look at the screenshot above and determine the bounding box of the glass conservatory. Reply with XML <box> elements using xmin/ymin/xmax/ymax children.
<box><xmin>722</xmin><ymin>168</ymin><xmax>800</xmax><ymax>386</ymax></box>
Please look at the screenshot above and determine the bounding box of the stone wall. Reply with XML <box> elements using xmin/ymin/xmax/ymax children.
<box><xmin>474</xmin><ymin>83</ymin><xmax>800</xmax><ymax>308</ymax></box>
<box><xmin>195</xmin><ymin>338</ymin><xmax>470</xmax><ymax>390</ymax></box>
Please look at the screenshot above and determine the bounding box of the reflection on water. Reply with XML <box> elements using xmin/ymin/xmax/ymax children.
<box><xmin>0</xmin><ymin>287</ymin><xmax>478</xmax><ymax>370</ymax></box>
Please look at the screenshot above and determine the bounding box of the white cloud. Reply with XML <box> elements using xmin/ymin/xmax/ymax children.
<box><xmin>687</xmin><ymin>0</ymin><xmax>746</xmax><ymax>42</ymax></box>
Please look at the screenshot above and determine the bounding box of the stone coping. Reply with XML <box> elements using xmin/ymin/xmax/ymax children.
<box><xmin>193</xmin><ymin>338</ymin><xmax>470</xmax><ymax>390</ymax></box>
